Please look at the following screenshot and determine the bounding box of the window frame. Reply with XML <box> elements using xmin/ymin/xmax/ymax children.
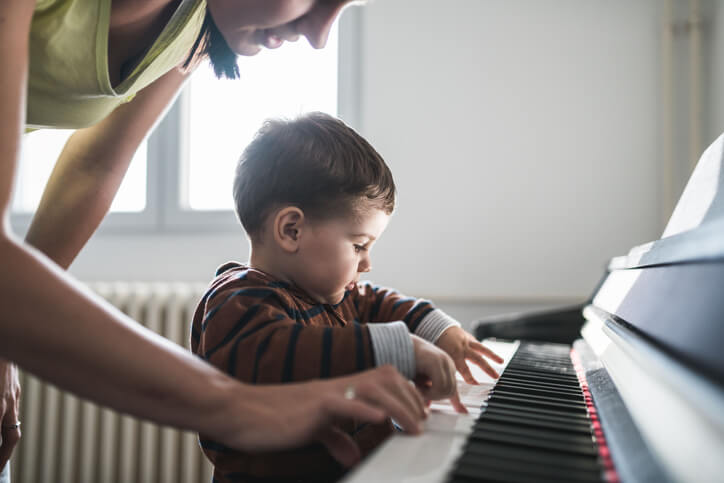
<box><xmin>10</xmin><ymin>9</ymin><xmax>362</xmax><ymax>236</ymax></box>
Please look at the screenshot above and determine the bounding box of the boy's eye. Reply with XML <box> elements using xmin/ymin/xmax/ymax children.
<box><xmin>354</xmin><ymin>244</ymin><xmax>366</xmax><ymax>253</ymax></box>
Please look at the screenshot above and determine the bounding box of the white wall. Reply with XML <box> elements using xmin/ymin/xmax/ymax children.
<box><xmin>708</xmin><ymin>0</ymin><xmax>724</xmax><ymax>140</ymax></box>
<box><xmin>356</xmin><ymin>0</ymin><xmax>661</xmax><ymax>300</ymax></box>
<box><xmin>68</xmin><ymin>1</ymin><xmax>682</xmax><ymax>316</ymax></box>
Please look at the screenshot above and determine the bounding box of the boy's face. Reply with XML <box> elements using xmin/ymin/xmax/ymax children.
<box><xmin>294</xmin><ymin>206</ymin><xmax>390</xmax><ymax>305</ymax></box>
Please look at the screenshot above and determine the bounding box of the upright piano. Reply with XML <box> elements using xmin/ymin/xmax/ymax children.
<box><xmin>344</xmin><ymin>134</ymin><xmax>724</xmax><ymax>483</ymax></box>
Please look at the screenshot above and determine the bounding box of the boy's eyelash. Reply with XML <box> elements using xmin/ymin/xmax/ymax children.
<box><xmin>354</xmin><ymin>244</ymin><xmax>367</xmax><ymax>253</ymax></box>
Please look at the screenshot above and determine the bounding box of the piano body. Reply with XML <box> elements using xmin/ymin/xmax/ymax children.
<box><xmin>344</xmin><ymin>134</ymin><xmax>724</xmax><ymax>483</ymax></box>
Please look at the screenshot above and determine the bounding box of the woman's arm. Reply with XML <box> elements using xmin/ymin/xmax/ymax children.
<box><xmin>24</xmin><ymin>66</ymin><xmax>189</xmax><ymax>268</ymax></box>
<box><xmin>0</xmin><ymin>3</ymin><xmax>424</xmax><ymax>469</ymax></box>
<box><xmin>0</xmin><ymin>0</ymin><xmax>36</xmax><ymax>469</ymax></box>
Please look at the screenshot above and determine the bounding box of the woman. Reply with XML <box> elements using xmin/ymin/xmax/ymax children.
<box><xmin>0</xmin><ymin>0</ymin><xmax>427</xmax><ymax>477</ymax></box>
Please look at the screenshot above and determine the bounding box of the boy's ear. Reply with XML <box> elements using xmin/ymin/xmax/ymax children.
<box><xmin>273</xmin><ymin>206</ymin><xmax>305</xmax><ymax>253</ymax></box>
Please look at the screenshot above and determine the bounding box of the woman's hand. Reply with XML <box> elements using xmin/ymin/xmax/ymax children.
<box><xmin>435</xmin><ymin>326</ymin><xmax>503</xmax><ymax>384</ymax></box>
<box><xmin>0</xmin><ymin>360</ymin><xmax>21</xmax><ymax>471</ymax></box>
<box><xmin>209</xmin><ymin>365</ymin><xmax>426</xmax><ymax>467</ymax></box>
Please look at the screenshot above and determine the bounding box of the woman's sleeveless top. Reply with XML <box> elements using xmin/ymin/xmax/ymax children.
<box><xmin>27</xmin><ymin>0</ymin><xmax>205</xmax><ymax>129</ymax></box>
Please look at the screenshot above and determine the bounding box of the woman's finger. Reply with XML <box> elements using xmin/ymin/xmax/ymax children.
<box><xmin>376</xmin><ymin>368</ymin><xmax>426</xmax><ymax>421</ymax></box>
<box><xmin>317</xmin><ymin>426</ymin><xmax>361</xmax><ymax>467</ymax></box>
<box><xmin>354</xmin><ymin>382</ymin><xmax>423</xmax><ymax>435</ymax></box>
<box><xmin>0</xmin><ymin>403</ymin><xmax>21</xmax><ymax>471</ymax></box>
<box><xmin>434</xmin><ymin>360</ymin><xmax>453</xmax><ymax>400</ymax></box>
<box><xmin>372</xmin><ymin>367</ymin><xmax>426</xmax><ymax>422</ymax></box>
<box><xmin>320</xmin><ymin>391</ymin><xmax>386</xmax><ymax>426</ymax></box>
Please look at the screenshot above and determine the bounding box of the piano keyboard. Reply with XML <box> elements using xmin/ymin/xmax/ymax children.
<box><xmin>448</xmin><ymin>342</ymin><xmax>608</xmax><ymax>483</ymax></box>
<box><xmin>344</xmin><ymin>340</ymin><xmax>613</xmax><ymax>483</ymax></box>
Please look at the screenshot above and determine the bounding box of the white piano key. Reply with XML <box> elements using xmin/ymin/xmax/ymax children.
<box><xmin>343</xmin><ymin>340</ymin><xmax>520</xmax><ymax>483</ymax></box>
<box><xmin>426</xmin><ymin>339</ymin><xmax>519</xmax><ymax>413</ymax></box>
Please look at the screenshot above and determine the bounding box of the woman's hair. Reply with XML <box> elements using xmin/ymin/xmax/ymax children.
<box><xmin>183</xmin><ymin>8</ymin><xmax>240</xmax><ymax>80</ymax></box>
<box><xmin>233</xmin><ymin>112</ymin><xmax>396</xmax><ymax>238</ymax></box>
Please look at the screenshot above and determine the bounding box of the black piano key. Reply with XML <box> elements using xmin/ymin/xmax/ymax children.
<box><xmin>485</xmin><ymin>399</ymin><xmax>592</xmax><ymax>422</ymax></box>
<box><xmin>510</xmin><ymin>357</ymin><xmax>576</xmax><ymax>375</ymax></box>
<box><xmin>482</xmin><ymin>406</ymin><xmax>594</xmax><ymax>430</ymax></box>
<box><xmin>446</xmin><ymin>342</ymin><xmax>607</xmax><ymax>482</ymax></box>
<box><xmin>500</xmin><ymin>368</ymin><xmax>580</xmax><ymax>384</ymax></box>
<box><xmin>497</xmin><ymin>381</ymin><xmax>579</xmax><ymax>394</ymax></box>
<box><xmin>456</xmin><ymin>453</ymin><xmax>604</xmax><ymax>483</ymax></box>
<box><xmin>451</xmin><ymin>461</ymin><xmax>565</xmax><ymax>483</ymax></box>
<box><xmin>506</xmin><ymin>361</ymin><xmax>576</xmax><ymax>375</ymax></box>
<box><xmin>498</xmin><ymin>378</ymin><xmax>580</xmax><ymax>392</ymax></box>
<box><xmin>490</xmin><ymin>388</ymin><xmax>588</xmax><ymax>407</ymax></box>
<box><xmin>495</xmin><ymin>380</ymin><xmax>583</xmax><ymax>398</ymax></box>
<box><xmin>487</xmin><ymin>393</ymin><xmax>588</xmax><ymax>413</ymax></box>
<box><xmin>472</xmin><ymin>420</ymin><xmax>597</xmax><ymax>448</ymax></box>
<box><xmin>497</xmin><ymin>373</ymin><xmax>581</xmax><ymax>388</ymax></box>
<box><xmin>467</xmin><ymin>428</ymin><xmax>599</xmax><ymax>457</ymax></box>
<box><xmin>480</xmin><ymin>410</ymin><xmax>593</xmax><ymax>435</ymax></box>
<box><xmin>462</xmin><ymin>440</ymin><xmax>603</xmax><ymax>473</ymax></box>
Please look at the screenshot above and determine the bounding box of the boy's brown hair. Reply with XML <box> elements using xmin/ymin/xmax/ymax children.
<box><xmin>233</xmin><ymin>112</ymin><xmax>396</xmax><ymax>239</ymax></box>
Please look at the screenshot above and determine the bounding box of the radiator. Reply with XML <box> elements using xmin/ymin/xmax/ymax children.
<box><xmin>11</xmin><ymin>282</ymin><xmax>214</xmax><ymax>483</ymax></box>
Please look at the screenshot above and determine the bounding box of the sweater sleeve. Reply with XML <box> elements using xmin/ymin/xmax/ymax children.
<box><xmin>191</xmin><ymin>284</ymin><xmax>375</xmax><ymax>384</ymax></box>
<box><xmin>354</xmin><ymin>282</ymin><xmax>461</xmax><ymax>343</ymax></box>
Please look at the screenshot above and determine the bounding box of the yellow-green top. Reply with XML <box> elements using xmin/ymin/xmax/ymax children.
<box><xmin>27</xmin><ymin>0</ymin><xmax>205</xmax><ymax>130</ymax></box>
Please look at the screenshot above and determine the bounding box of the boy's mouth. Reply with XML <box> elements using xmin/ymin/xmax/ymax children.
<box><xmin>345</xmin><ymin>281</ymin><xmax>356</xmax><ymax>291</ymax></box>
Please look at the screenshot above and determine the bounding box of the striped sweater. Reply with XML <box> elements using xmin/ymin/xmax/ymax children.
<box><xmin>191</xmin><ymin>262</ymin><xmax>459</xmax><ymax>483</ymax></box>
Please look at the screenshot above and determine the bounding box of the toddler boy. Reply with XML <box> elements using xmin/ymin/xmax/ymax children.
<box><xmin>191</xmin><ymin>112</ymin><xmax>502</xmax><ymax>483</ymax></box>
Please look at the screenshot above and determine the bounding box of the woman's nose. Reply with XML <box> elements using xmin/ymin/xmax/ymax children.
<box><xmin>297</xmin><ymin>1</ymin><xmax>348</xmax><ymax>48</ymax></box>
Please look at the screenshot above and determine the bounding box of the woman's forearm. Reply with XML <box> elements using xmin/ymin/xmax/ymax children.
<box><xmin>0</xmin><ymin>234</ymin><xmax>239</xmax><ymax>433</ymax></box>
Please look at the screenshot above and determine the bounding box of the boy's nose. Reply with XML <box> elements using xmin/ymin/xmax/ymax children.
<box><xmin>298</xmin><ymin>1</ymin><xmax>347</xmax><ymax>48</ymax></box>
<box><xmin>358</xmin><ymin>258</ymin><xmax>372</xmax><ymax>273</ymax></box>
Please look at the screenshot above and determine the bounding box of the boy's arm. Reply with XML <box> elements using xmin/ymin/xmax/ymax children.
<box><xmin>355</xmin><ymin>283</ymin><xmax>502</xmax><ymax>383</ymax></box>
<box><xmin>355</xmin><ymin>282</ymin><xmax>461</xmax><ymax>343</ymax></box>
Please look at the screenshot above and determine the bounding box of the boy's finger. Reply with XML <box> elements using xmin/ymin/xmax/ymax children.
<box><xmin>318</xmin><ymin>426</ymin><xmax>361</xmax><ymax>467</ymax></box>
<box><xmin>456</xmin><ymin>361</ymin><xmax>478</xmax><ymax>385</ymax></box>
<box><xmin>449</xmin><ymin>391</ymin><xmax>468</xmax><ymax>414</ymax></box>
<box><xmin>471</xmin><ymin>341</ymin><xmax>504</xmax><ymax>364</ymax></box>
<box><xmin>469</xmin><ymin>352</ymin><xmax>500</xmax><ymax>379</ymax></box>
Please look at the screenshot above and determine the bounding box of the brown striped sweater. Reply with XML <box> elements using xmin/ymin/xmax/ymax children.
<box><xmin>191</xmin><ymin>262</ymin><xmax>459</xmax><ymax>483</ymax></box>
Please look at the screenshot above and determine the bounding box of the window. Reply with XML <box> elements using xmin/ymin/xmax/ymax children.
<box><xmin>11</xmin><ymin>12</ymin><xmax>360</xmax><ymax>233</ymax></box>
<box><xmin>12</xmin><ymin>131</ymin><xmax>147</xmax><ymax>214</ymax></box>
<box><xmin>185</xmin><ymin>27</ymin><xmax>338</xmax><ymax>211</ymax></box>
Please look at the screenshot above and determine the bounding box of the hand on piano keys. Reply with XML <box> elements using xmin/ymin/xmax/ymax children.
<box><xmin>429</xmin><ymin>339</ymin><xmax>519</xmax><ymax>419</ymax></box>
<box><xmin>345</xmin><ymin>340</ymin><xmax>612</xmax><ymax>483</ymax></box>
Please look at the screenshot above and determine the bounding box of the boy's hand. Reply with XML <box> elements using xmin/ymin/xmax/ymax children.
<box><xmin>435</xmin><ymin>326</ymin><xmax>504</xmax><ymax>384</ymax></box>
<box><xmin>410</xmin><ymin>335</ymin><xmax>467</xmax><ymax>413</ymax></box>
